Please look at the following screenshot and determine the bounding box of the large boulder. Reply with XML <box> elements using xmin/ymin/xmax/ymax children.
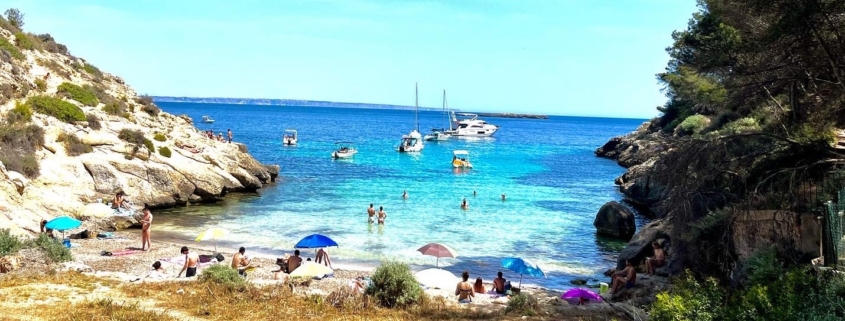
<box><xmin>594</xmin><ymin>201</ymin><xmax>637</xmax><ymax>240</ymax></box>
<box><xmin>616</xmin><ymin>218</ymin><xmax>674</xmax><ymax>272</ymax></box>
<box><xmin>616</xmin><ymin>159</ymin><xmax>666</xmax><ymax>207</ymax></box>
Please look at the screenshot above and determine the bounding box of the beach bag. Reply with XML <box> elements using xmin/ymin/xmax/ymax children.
<box><xmin>215</xmin><ymin>253</ymin><xmax>225</xmax><ymax>262</ymax></box>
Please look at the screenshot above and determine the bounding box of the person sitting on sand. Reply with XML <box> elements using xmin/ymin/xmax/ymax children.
<box><xmin>367</xmin><ymin>203</ymin><xmax>376</xmax><ymax>223</ymax></box>
<box><xmin>350</xmin><ymin>276</ymin><xmax>366</xmax><ymax>294</ymax></box>
<box><xmin>461</xmin><ymin>198</ymin><xmax>469</xmax><ymax>209</ymax></box>
<box><xmin>455</xmin><ymin>271</ymin><xmax>474</xmax><ymax>303</ymax></box>
<box><xmin>646</xmin><ymin>242</ymin><xmax>666</xmax><ymax>275</ymax></box>
<box><xmin>473</xmin><ymin>277</ymin><xmax>485</xmax><ymax>294</ymax></box>
<box><xmin>377</xmin><ymin>206</ymin><xmax>387</xmax><ymax>224</ymax></box>
<box><xmin>610</xmin><ymin>260</ymin><xmax>637</xmax><ymax>294</ymax></box>
<box><xmin>315</xmin><ymin>248</ymin><xmax>332</xmax><ymax>268</ymax></box>
<box><xmin>491</xmin><ymin>271</ymin><xmax>507</xmax><ymax>294</ymax></box>
<box><xmin>177</xmin><ymin>246</ymin><xmax>200</xmax><ymax>278</ymax></box>
<box><xmin>287</xmin><ymin>250</ymin><xmax>303</xmax><ymax>273</ymax></box>
<box><xmin>133</xmin><ymin>261</ymin><xmax>167</xmax><ymax>282</ymax></box>
<box><xmin>232</xmin><ymin>247</ymin><xmax>250</xmax><ymax>277</ymax></box>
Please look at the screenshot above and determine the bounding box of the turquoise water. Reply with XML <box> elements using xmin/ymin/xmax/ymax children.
<box><xmin>153</xmin><ymin>102</ymin><xmax>644</xmax><ymax>290</ymax></box>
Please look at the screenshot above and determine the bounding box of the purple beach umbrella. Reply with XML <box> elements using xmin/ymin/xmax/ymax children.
<box><xmin>561</xmin><ymin>288</ymin><xmax>603</xmax><ymax>305</ymax></box>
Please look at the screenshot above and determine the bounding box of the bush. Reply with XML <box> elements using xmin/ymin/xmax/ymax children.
<box><xmin>86</xmin><ymin>113</ymin><xmax>101</xmax><ymax>130</ymax></box>
<box><xmin>0</xmin><ymin>37</ymin><xmax>24</xmax><ymax>60</ymax></box>
<box><xmin>34</xmin><ymin>78</ymin><xmax>46</xmax><ymax>91</ymax></box>
<box><xmin>82</xmin><ymin>63</ymin><xmax>102</xmax><ymax>76</ymax></box>
<box><xmin>0</xmin><ymin>122</ymin><xmax>41</xmax><ymax>178</ymax></box>
<box><xmin>27</xmin><ymin>95</ymin><xmax>86</xmax><ymax>122</ymax></box>
<box><xmin>143</xmin><ymin>138</ymin><xmax>154</xmax><ymax>152</ymax></box>
<box><xmin>36</xmin><ymin>33</ymin><xmax>69</xmax><ymax>55</ymax></box>
<box><xmin>57</xmin><ymin>82</ymin><xmax>98</xmax><ymax>107</ymax></box>
<box><xmin>141</xmin><ymin>104</ymin><xmax>160</xmax><ymax>116</ymax></box>
<box><xmin>28</xmin><ymin>233</ymin><xmax>72</xmax><ymax>263</ymax></box>
<box><xmin>57</xmin><ymin>132</ymin><xmax>92</xmax><ymax>156</ymax></box>
<box><xmin>650</xmin><ymin>271</ymin><xmax>724</xmax><ymax>321</ymax></box>
<box><xmin>677</xmin><ymin>114</ymin><xmax>710</xmax><ymax>135</ymax></box>
<box><xmin>117</xmin><ymin>128</ymin><xmax>145</xmax><ymax>145</ymax></box>
<box><xmin>158</xmin><ymin>146</ymin><xmax>171</xmax><ymax>158</ymax></box>
<box><xmin>199</xmin><ymin>264</ymin><xmax>245</xmax><ymax>288</ymax></box>
<box><xmin>505</xmin><ymin>293</ymin><xmax>539</xmax><ymax>316</ymax></box>
<box><xmin>366</xmin><ymin>261</ymin><xmax>422</xmax><ymax>308</ymax></box>
<box><xmin>102</xmin><ymin>101</ymin><xmax>125</xmax><ymax>116</ymax></box>
<box><xmin>0</xmin><ymin>229</ymin><xmax>23</xmax><ymax>256</ymax></box>
<box><xmin>37</xmin><ymin>58</ymin><xmax>70</xmax><ymax>79</ymax></box>
<box><xmin>718</xmin><ymin>117</ymin><xmax>761</xmax><ymax>135</ymax></box>
<box><xmin>153</xmin><ymin>133</ymin><xmax>166</xmax><ymax>142</ymax></box>
<box><xmin>14</xmin><ymin>32</ymin><xmax>36</xmax><ymax>50</ymax></box>
<box><xmin>7</xmin><ymin>101</ymin><xmax>33</xmax><ymax>123</ymax></box>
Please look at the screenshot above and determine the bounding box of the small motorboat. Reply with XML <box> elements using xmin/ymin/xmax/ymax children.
<box><xmin>200</xmin><ymin>116</ymin><xmax>215</xmax><ymax>123</ymax></box>
<box><xmin>331</xmin><ymin>142</ymin><xmax>357</xmax><ymax>159</ymax></box>
<box><xmin>452</xmin><ymin>150</ymin><xmax>473</xmax><ymax>168</ymax></box>
<box><xmin>424</xmin><ymin>129</ymin><xmax>451</xmax><ymax>141</ymax></box>
<box><xmin>283</xmin><ymin>129</ymin><xmax>298</xmax><ymax>146</ymax></box>
<box><xmin>397</xmin><ymin>130</ymin><xmax>424</xmax><ymax>152</ymax></box>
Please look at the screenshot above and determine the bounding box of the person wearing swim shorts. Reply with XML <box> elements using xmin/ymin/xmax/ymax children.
<box><xmin>367</xmin><ymin>203</ymin><xmax>376</xmax><ymax>223</ymax></box>
<box><xmin>646</xmin><ymin>241</ymin><xmax>666</xmax><ymax>275</ymax></box>
<box><xmin>377</xmin><ymin>206</ymin><xmax>387</xmax><ymax>224</ymax></box>
<box><xmin>177</xmin><ymin>246</ymin><xmax>199</xmax><ymax>278</ymax></box>
<box><xmin>610</xmin><ymin>259</ymin><xmax>637</xmax><ymax>294</ymax></box>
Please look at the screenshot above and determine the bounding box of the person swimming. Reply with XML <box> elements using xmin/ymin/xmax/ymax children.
<box><xmin>501</xmin><ymin>193</ymin><xmax>506</xmax><ymax>201</ymax></box>
<box><xmin>461</xmin><ymin>198</ymin><xmax>469</xmax><ymax>209</ymax></box>
<box><xmin>402</xmin><ymin>190</ymin><xmax>408</xmax><ymax>199</ymax></box>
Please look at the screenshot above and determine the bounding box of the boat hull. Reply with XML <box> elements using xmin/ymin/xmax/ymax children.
<box><xmin>332</xmin><ymin>150</ymin><xmax>356</xmax><ymax>158</ymax></box>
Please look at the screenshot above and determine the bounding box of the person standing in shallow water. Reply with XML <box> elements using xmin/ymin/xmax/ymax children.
<box><xmin>501</xmin><ymin>193</ymin><xmax>506</xmax><ymax>201</ymax></box>
<box><xmin>461</xmin><ymin>198</ymin><xmax>469</xmax><ymax>209</ymax></box>
<box><xmin>367</xmin><ymin>203</ymin><xmax>376</xmax><ymax>223</ymax></box>
<box><xmin>377</xmin><ymin>206</ymin><xmax>386</xmax><ymax>224</ymax></box>
<box><xmin>227</xmin><ymin>129</ymin><xmax>233</xmax><ymax>143</ymax></box>
<box><xmin>402</xmin><ymin>190</ymin><xmax>408</xmax><ymax>199</ymax></box>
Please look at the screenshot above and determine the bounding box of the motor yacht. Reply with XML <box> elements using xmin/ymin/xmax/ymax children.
<box><xmin>283</xmin><ymin>129</ymin><xmax>298</xmax><ymax>146</ymax></box>
<box><xmin>446</xmin><ymin>112</ymin><xmax>498</xmax><ymax>137</ymax></box>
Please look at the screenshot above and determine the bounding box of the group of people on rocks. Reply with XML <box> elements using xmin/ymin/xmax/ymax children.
<box><xmin>203</xmin><ymin>129</ymin><xmax>233</xmax><ymax>143</ymax></box>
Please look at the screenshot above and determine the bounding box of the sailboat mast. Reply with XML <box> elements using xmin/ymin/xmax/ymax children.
<box><xmin>415</xmin><ymin>83</ymin><xmax>420</xmax><ymax>132</ymax></box>
<box><xmin>442</xmin><ymin>90</ymin><xmax>447</xmax><ymax>130</ymax></box>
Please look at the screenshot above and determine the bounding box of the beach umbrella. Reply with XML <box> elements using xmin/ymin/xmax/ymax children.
<box><xmin>195</xmin><ymin>227</ymin><xmax>230</xmax><ymax>253</ymax></box>
<box><xmin>289</xmin><ymin>261</ymin><xmax>334</xmax><ymax>279</ymax></box>
<box><xmin>294</xmin><ymin>234</ymin><xmax>338</xmax><ymax>249</ymax></box>
<box><xmin>45</xmin><ymin>216</ymin><xmax>81</xmax><ymax>239</ymax></box>
<box><xmin>561</xmin><ymin>288</ymin><xmax>603</xmax><ymax>305</ymax></box>
<box><xmin>416</xmin><ymin>243</ymin><xmax>458</xmax><ymax>267</ymax></box>
<box><xmin>501</xmin><ymin>257</ymin><xmax>546</xmax><ymax>288</ymax></box>
<box><xmin>414</xmin><ymin>268</ymin><xmax>458</xmax><ymax>290</ymax></box>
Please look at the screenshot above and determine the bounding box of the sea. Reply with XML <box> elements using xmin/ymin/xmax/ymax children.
<box><xmin>152</xmin><ymin>101</ymin><xmax>646</xmax><ymax>291</ymax></box>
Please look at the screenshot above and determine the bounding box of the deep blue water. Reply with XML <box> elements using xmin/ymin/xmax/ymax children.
<box><xmin>153</xmin><ymin>102</ymin><xmax>644</xmax><ymax>290</ymax></box>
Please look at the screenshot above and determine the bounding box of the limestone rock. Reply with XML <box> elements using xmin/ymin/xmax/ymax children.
<box><xmin>593</xmin><ymin>201</ymin><xmax>637</xmax><ymax>240</ymax></box>
<box><xmin>0</xmin><ymin>254</ymin><xmax>21</xmax><ymax>273</ymax></box>
<box><xmin>5</xmin><ymin>171</ymin><xmax>27</xmax><ymax>195</ymax></box>
<box><xmin>616</xmin><ymin>219</ymin><xmax>673</xmax><ymax>271</ymax></box>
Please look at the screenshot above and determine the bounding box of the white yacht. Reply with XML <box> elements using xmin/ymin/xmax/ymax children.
<box><xmin>331</xmin><ymin>142</ymin><xmax>357</xmax><ymax>159</ymax></box>
<box><xmin>398</xmin><ymin>83</ymin><xmax>425</xmax><ymax>153</ymax></box>
<box><xmin>283</xmin><ymin>129</ymin><xmax>298</xmax><ymax>146</ymax></box>
<box><xmin>446</xmin><ymin>112</ymin><xmax>499</xmax><ymax>137</ymax></box>
<box><xmin>200</xmin><ymin>115</ymin><xmax>215</xmax><ymax>123</ymax></box>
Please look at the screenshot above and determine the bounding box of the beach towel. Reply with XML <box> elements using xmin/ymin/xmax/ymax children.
<box><xmin>159</xmin><ymin>255</ymin><xmax>219</xmax><ymax>268</ymax></box>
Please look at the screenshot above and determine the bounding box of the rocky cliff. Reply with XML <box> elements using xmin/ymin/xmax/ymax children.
<box><xmin>0</xmin><ymin>26</ymin><xmax>278</xmax><ymax>236</ymax></box>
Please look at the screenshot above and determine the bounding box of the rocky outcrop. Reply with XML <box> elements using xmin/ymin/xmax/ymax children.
<box><xmin>593</xmin><ymin>201</ymin><xmax>637</xmax><ymax>240</ymax></box>
<box><xmin>0</xmin><ymin>28</ymin><xmax>278</xmax><ymax>237</ymax></box>
<box><xmin>615</xmin><ymin>218</ymin><xmax>675</xmax><ymax>274</ymax></box>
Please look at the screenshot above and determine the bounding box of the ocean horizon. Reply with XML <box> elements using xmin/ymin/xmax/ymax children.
<box><xmin>152</xmin><ymin>101</ymin><xmax>646</xmax><ymax>291</ymax></box>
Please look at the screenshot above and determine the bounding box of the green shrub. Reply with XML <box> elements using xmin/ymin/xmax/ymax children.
<box><xmin>650</xmin><ymin>271</ymin><xmax>724</xmax><ymax>321</ymax></box>
<box><xmin>86</xmin><ymin>113</ymin><xmax>101</xmax><ymax>130</ymax></box>
<box><xmin>117</xmin><ymin>128</ymin><xmax>145</xmax><ymax>145</ymax></box>
<box><xmin>28</xmin><ymin>233</ymin><xmax>72</xmax><ymax>263</ymax></box>
<box><xmin>27</xmin><ymin>95</ymin><xmax>85</xmax><ymax>122</ymax></box>
<box><xmin>199</xmin><ymin>264</ymin><xmax>245</xmax><ymax>288</ymax></box>
<box><xmin>143</xmin><ymin>138</ymin><xmax>154</xmax><ymax>151</ymax></box>
<box><xmin>0</xmin><ymin>122</ymin><xmax>44</xmax><ymax>178</ymax></box>
<box><xmin>14</xmin><ymin>32</ymin><xmax>36</xmax><ymax>50</ymax></box>
<box><xmin>0</xmin><ymin>37</ymin><xmax>24</xmax><ymax>60</ymax></box>
<box><xmin>57</xmin><ymin>132</ymin><xmax>92</xmax><ymax>156</ymax></box>
<box><xmin>35</xmin><ymin>33</ymin><xmax>69</xmax><ymax>55</ymax></box>
<box><xmin>37</xmin><ymin>58</ymin><xmax>70</xmax><ymax>79</ymax></box>
<box><xmin>7</xmin><ymin>101</ymin><xmax>33</xmax><ymax>123</ymax></box>
<box><xmin>57</xmin><ymin>82</ymin><xmax>98</xmax><ymax>106</ymax></box>
<box><xmin>82</xmin><ymin>63</ymin><xmax>102</xmax><ymax>76</ymax></box>
<box><xmin>34</xmin><ymin>78</ymin><xmax>46</xmax><ymax>91</ymax></box>
<box><xmin>505</xmin><ymin>293</ymin><xmax>539</xmax><ymax>316</ymax></box>
<box><xmin>0</xmin><ymin>229</ymin><xmax>23</xmax><ymax>256</ymax></box>
<box><xmin>153</xmin><ymin>133</ymin><xmax>166</xmax><ymax>142</ymax></box>
<box><xmin>158</xmin><ymin>146</ymin><xmax>171</xmax><ymax>158</ymax></box>
<box><xmin>102</xmin><ymin>101</ymin><xmax>125</xmax><ymax>116</ymax></box>
<box><xmin>366</xmin><ymin>261</ymin><xmax>422</xmax><ymax>308</ymax></box>
<box><xmin>677</xmin><ymin>114</ymin><xmax>709</xmax><ymax>135</ymax></box>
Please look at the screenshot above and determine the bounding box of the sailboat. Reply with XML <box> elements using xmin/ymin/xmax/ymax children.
<box><xmin>397</xmin><ymin>83</ymin><xmax>424</xmax><ymax>153</ymax></box>
<box><xmin>424</xmin><ymin>90</ymin><xmax>453</xmax><ymax>141</ymax></box>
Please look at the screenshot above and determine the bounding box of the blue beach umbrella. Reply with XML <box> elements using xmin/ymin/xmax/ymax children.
<box><xmin>502</xmin><ymin>257</ymin><xmax>546</xmax><ymax>288</ymax></box>
<box><xmin>45</xmin><ymin>216</ymin><xmax>82</xmax><ymax>239</ymax></box>
<box><xmin>294</xmin><ymin>234</ymin><xmax>339</xmax><ymax>249</ymax></box>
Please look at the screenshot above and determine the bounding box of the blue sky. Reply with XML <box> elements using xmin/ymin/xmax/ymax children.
<box><xmin>11</xmin><ymin>0</ymin><xmax>697</xmax><ymax>118</ymax></box>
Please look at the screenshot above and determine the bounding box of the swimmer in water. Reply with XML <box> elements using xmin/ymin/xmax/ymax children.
<box><xmin>502</xmin><ymin>193</ymin><xmax>506</xmax><ymax>201</ymax></box>
<box><xmin>402</xmin><ymin>190</ymin><xmax>408</xmax><ymax>199</ymax></box>
<box><xmin>473</xmin><ymin>190</ymin><xmax>477</xmax><ymax>197</ymax></box>
<box><xmin>377</xmin><ymin>206</ymin><xmax>387</xmax><ymax>224</ymax></box>
<box><xmin>461</xmin><ymin>198</ymin><xmax>469</xmax><ymax>209</ymax></box>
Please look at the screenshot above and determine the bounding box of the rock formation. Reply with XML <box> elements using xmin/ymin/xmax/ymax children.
<box><xmin>0</xmin><ymin>27</ymin><xmax>278</xmax><ymax>237</ymax></box>
<box><xmin>593</xmin><ymin>201</ymin><xmax>637</xmax><ymax>240</ymax></box>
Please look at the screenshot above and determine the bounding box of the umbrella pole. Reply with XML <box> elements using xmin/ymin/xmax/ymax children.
<box><xmin>436</xmin><ymin>257</ymin><xmax>439</xmax><ymax>268</ymax></box>
<box><xmin>519</xmin><ymin>274</ymin><xmax>523</xmax><ymax>289</ymax></box>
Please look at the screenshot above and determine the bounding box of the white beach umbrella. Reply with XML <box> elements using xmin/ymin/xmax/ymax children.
<box><xmin>415</xmin><ymin>268</ymin><xmax>459</xmax><ymax>290</ymax></box>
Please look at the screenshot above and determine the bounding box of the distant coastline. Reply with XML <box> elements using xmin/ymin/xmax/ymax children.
<box><xmin>151</xmin><ymin>96</ymin><xmax>449</xmax><ymax>112</ymax></box>
<box><xmin>471</xmin><ymin>112</ymin><xmax>548</xmax><ymax>119</ymax></box>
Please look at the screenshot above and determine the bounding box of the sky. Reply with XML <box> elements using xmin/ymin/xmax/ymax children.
<box><xmin>9</xmin><ymin>0</ymin><xmax>698</xmax><ymax>118</ymax></box>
